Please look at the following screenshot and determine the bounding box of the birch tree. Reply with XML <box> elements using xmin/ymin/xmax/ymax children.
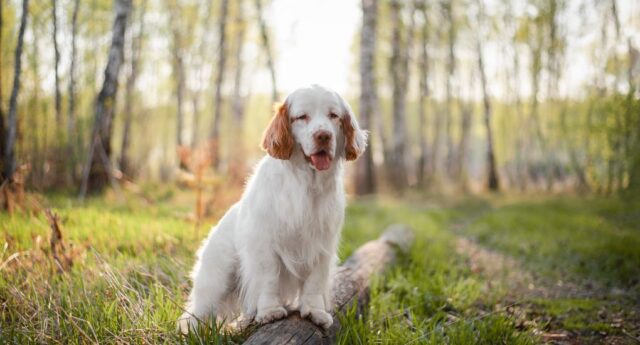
<box><xmin>0</xmin><ymin>0</ymin><xmax>5</xmax><ymax>166</ymax></box>
<box><xmin>210</xmin><ymin>0</ymin><xmax>229</xmax><ymax>169</ymax></box>
<box><xmin>475</xmin><ymin>0</ymin><xmax>499</xmax><ymax>191</ymax></box>
<box><xmin>80</xmin><ymin>0</ymin><xmax>132</xmax><ymax>195</ymax></box>
<box><xmin>119</xmin><ymin>0</ymin><xmax>146</xmax><ymax>176</ymax></box>
<box><xmin>388</xmin><ymin>0</ymin><xmax>410</xmax><ymax>190</ymax></box>
<box><xmin>355</xmin><ymin>0</ymin><xmax>377</xmax><ymax>195</ymax></box>
<box><xmin>191</xmin><ymin>0</ymin><xmax>214</xmax><ymax>148</ymax></box>
<box><xmin>503</xmin><ymin>1</ymin><xmax>526</xmax><ymax>190</ymax></box>
<box><xmin>442</xmin><ymin>0</ymin><xmax>457</xmax><ymax>178</ymax></box>
<box><xmin>3</xmin><ymin>0</ymin><xmax>29</xmax><ymax>182</ymax></box>
<box><xmin>229</xmin><ymin>0</ymin><xmax>247</xmax><ymax>180</ymax></box>
<box><xmin>255</xmin><ymin>0</ymin><xmax>278</xmax><ymax>102</ymax></box>
<box><xmin>416</xmin><ymin>1</ymin><xmax>430</xmax><ymax>187</ymax></box>
<box><xmin>51</xmin><ymin>0</ymin><xmax>62</xmax><ymax>132</ymax></box>
<box><xmin>66</xmin><ymin>0</ymin><xmax>80</xmax><ymax>178</ymax></box>
<box><xmin>168</xmin><ymin>2</ymin><xmax>187</xmax><ymax>149</ymax></box>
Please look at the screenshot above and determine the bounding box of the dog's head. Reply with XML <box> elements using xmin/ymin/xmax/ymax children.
<box><xmin>261</xmin><ymin>85</ymin><xmax>367</xmax><ymax>171</ymax></box>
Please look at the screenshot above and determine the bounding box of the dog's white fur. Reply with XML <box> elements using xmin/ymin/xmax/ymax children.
<box><xmin>178</xmin><ymin>85</ymin><xmax>367</xmax><ymax>333</ymax></box>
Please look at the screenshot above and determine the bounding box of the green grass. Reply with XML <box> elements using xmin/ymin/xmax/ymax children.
<box><xmin>1</xmin><ymin>191</ymin><xmax>226</xmax><ymax>343</ymax></box>
<box><xmin>457</xmin><ymin>196</ymin><xmax>640</xmax><ymax>289</ymax></box>
<box><xmin>337</xmin><ymin>198</ymin><xmax>536</xmax><ymax>344</ymax></box>
<box><xmin>530</xmin><ymin>298</ymin><xmax>612</xmax><ymax>333</ymax></box>
<box><xmin>1</xmin><ymin>190</ymin><xmax>638</xmax><ymax>344</ymax></box>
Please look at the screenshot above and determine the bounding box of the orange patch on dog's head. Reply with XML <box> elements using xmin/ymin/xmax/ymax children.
<box><xmin>261</xmin><ymin>103</ymin><xmax>294</xmax><ymax>160</ymax></box>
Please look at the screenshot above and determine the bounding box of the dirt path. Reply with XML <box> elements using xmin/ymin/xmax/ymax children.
<box><xmin>454</xmin><ymin>233</ymin><xmax>640</xmax><ymax>344</ymax></box>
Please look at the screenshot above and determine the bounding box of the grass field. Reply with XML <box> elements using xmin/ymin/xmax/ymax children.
<box><xmin>1</xmin><ymin>187</ymin><xmax>639</xmax><ymax>344</ymax></box>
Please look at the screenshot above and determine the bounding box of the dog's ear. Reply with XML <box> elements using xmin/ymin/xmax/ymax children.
<box><xmin>261</xmin><ymin>102</ymin><xmax>294</xmax><ymax>160</ymax></box>
<box><xmin>340</xmin><ymin>101</ymin><xmax>368</xmax><ymax>161</ymax></box>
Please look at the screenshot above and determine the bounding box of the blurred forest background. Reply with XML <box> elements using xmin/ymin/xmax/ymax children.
<box><xmin>0</xmin><ymin>0</ymin><xmax>638</xmax><ymax>202</ymax></box>
<box><xmin>2</xmin><ymin>0</ymin><xmax>640</xmax><ymax>343</ymax></box>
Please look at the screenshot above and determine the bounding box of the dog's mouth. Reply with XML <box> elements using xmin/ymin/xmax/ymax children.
<box><xmin>308</xmin><ymin>150</ymin><xmax>333</xmax><ymax>171</ymax></box>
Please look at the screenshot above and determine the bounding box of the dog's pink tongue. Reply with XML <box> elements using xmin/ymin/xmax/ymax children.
<box><xmin>310</xmin><ymin>153</ymin><xmax>331</xmax><ymax>171</ymax></box>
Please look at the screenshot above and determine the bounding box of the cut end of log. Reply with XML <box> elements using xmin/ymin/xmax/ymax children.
<box><xmin>380</xmin><ymin>224</ymin><xmax>414</xmax><ymax>252</ymax></box>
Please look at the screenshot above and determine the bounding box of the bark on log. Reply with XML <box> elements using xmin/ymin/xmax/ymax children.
<box><xmin>243</xmin><ymin>224</ymin><xmax>414</xmax><ymax>345</ymax></box>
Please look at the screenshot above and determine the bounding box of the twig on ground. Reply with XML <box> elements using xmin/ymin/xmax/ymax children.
<box><xmin>622</xmin><ymin>329</ymin><xmax>640</xmax><ymax>344</ymax></box>
<box><xmin>44</xmin><ymin>208</ymin><xmax>73</xmax><ymax>272</ymax></box>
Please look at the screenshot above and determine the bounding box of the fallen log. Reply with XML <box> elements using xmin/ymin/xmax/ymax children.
<box><xmin>243</xmin><ymin>224</ymin><xmax>414</xmax><ymax>345</ymax></box>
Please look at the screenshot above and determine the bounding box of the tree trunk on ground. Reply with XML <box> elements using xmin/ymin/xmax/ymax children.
<box><xmin>355</xmin><ymin>0</ymin><xmax>377</xmax><ymax>195</ymax></box>
<box><xmin>210</xmin><ymin>0</ymin><xmax>229</xmax><ymax>169</ymax></box>
<box><xmin>80</xmin><ymin>0</ymin><xmax>131</xmax><ymax>196</ymax></box>
<box><xmin>388</xmin><ymin>0</ymin><xmax>410</xmax><ymax>191</ymax></box>
<box><xmin>3</xmin><ymin>0</ymin><xmax>29</xmax><ymax>182</ymax></box>
<box><xmin>119</xmin><ymin>0</ymin><xmax>146</xmax><ymax>177</ymax></box>
<box><xmin>416</xmin><ymin>2</ymin><xmax>430</xmax><ymax>187</ymax></box>
<box><xmin>243</xmin><ymin>225</ymin><xmax>414</xmax><ymax>345</ymax></box>
<box><xmin>255</xmin><ymin>0</ymin><xmax>278</xmax><ymax>103</ymax></box>
<box><xmin>66</xmin><ymin>0</ymin><xmax>81</xmax><ymax>181</ymax></box>
<box><xmin>477</xmin><ymin>37</ymin><xmax>499</xmax><ymax>191</ymax></box>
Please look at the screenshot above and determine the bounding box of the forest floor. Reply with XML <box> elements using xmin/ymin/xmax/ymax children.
<box><xmin>1</xmin><ymin>185</ymin><xmax>639</xmax><ymax>344</ymax></box>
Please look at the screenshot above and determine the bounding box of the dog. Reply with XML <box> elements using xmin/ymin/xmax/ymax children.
<box><xmin>178</xmin><ymin>85</ymin><xmax>367</xmax><ymax>333</ymax></box>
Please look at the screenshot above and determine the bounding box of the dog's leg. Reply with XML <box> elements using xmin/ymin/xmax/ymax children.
<box><xmin>279</xmin><ymin>269</ymin><xmax>301</xmax><ymax>312</ymax></box>
<box><xmin>299</xmin><ymin>254</ymin><xmax>334</xmax><ymax>329</ymax></box>
<box><xmin>242</xmin><ymin>253</ymin><xmax>288</xmax><ymax>325</ymax></box>
<box><xmin>178</xmin><ymin>233</ymin><xmax>236</xmax><ymax>333</ymax></box>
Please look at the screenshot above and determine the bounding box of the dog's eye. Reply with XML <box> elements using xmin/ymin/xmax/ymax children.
<box><xmin>329</xmin><ymin>113</ymin><xmax>339</xmax><ymax>119</ymax></box>
<box><xmin>294</xmin><ymin>114</ymin><xmax>309</xmax><ymax>122</ymax></box>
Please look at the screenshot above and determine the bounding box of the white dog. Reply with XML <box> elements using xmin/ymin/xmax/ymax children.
<box><xmin>178</xmin><ymin>85</ymin><xmax>367</xmax><ymax>333</ymax></box>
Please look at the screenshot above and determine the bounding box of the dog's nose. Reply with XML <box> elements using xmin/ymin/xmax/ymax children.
<box><xmin>314</xmin><ymin>130</ymin><xmax>332</xmax><ymax>145</ymax></box>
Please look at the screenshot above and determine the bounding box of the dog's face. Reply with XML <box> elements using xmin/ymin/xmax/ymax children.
<box><xmin>262</xmin><ymin>85</ymin><xmax>367</xmax><ymax>171</ymax></box>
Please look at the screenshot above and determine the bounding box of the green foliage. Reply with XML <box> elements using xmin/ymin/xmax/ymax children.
<box><xmin>2</xmin><ymin>189</ymin><xmax>639</xmax><ymax>343</ymax></box>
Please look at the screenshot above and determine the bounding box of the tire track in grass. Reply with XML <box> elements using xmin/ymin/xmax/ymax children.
<box><xmin>452</xmin><ymin>213</ymin><xmax>640</xmax><ymax>345</ymax></box>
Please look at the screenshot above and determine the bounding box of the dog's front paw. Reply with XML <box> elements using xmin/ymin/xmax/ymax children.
<box><xmin>255</xmin><ymin>306</ymin><xmax>288</xmax><ymax>324</ymax></box>
<box><xmin>300</xmin><ymin>304</ymin><xmax>333</xmax><ymax>329</ymax></box>
<box><xmin>177</xmin><ymin>312</ymin><xmax>199</xmax><ymax>334</ymax></box>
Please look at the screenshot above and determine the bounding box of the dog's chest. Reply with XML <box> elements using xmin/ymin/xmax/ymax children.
<box><xmin>274</xmin><ymin>192</ymin><xmax>341</xmax><ymax>272</ymax></box>
<box><xmin>279</xmin><ymin>193</ymin><xmax>339</xmax><ymax>238</ymax></box>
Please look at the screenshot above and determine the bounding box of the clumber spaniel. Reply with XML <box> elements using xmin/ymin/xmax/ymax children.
<box><xmin>179</xmin><ymin>85</ymin><xmax>367</xmax><ymax>333</ymax></box>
